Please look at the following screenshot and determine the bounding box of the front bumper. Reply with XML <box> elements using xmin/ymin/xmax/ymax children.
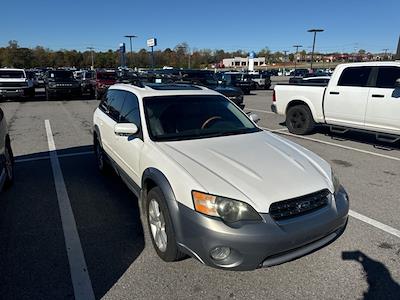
<box><xmin>0</xmin><ymin>89</ymin><xmax>26</xmax><ymax>98</ymax></box>
<box><xmin>175</xmin><ymin>189</ymin><xmax>349</xmax><ymax>271</ymax></box>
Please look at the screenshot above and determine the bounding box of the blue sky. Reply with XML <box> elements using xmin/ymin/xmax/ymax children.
<box><xmin>1</xmin><ymin>0</ymin><xmax>398</xmax><ymax>53</ymax></box>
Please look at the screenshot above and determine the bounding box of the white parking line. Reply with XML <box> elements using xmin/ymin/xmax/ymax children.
<box><xmin>245</xmin><ymin>108</ymin><xmax>275</xmax><ymax>115</ymax></box>
<box><xmin>262</xmin><ymin>127</ymin><xmax>400</xmax><ymax>162</ymax></box>
<box><xmin>349</xmin><ymin>210</ymin><xmax>400</xmax><ymax>239</ymax></box>
<box><xmin>45</xmin><ymin>120</ymin><xmax>95</xmax><ymax>300</ymax></box>
<box><xmin>15</xmin><ymin>151</ymin><xmax>94</xmax><ymax>164</ymax></box>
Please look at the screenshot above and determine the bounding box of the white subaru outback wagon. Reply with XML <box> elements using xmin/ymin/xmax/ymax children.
<box><xmin>93</xmin><ymin>83</ymin><xmax>349</xmax><ymax>271</ymax></box>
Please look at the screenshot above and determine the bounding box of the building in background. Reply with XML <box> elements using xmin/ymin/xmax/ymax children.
<box><xmin>222</xmin><ymin>57</ymin><xmax>266</xmax><ymax>69</ymax></box>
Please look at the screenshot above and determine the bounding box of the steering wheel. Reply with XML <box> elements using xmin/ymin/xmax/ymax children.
<box><xmin>201</xmin><ymin>116</ymin><xmax>223</xmax><ymax>129</ymax></box>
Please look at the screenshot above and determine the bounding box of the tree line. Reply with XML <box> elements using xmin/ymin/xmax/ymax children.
<box><xmin>0</xmin><ymin>40</ymin><xmax>355</xmax><ymax>70</ymax></box>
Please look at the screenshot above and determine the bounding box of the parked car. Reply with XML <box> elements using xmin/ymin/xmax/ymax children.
<box><xmin>217</xmin><ymin>72</ymin><xmax>255</xmax><ymax>95</ymax></box>
<box><xmin>288</xmin><ymin>76</ymin><xmax>331</xmax><ymax>85</ymax></box>
<box><xmin>272</xmin><ymin>62</ymin><xmax>400</xmax><ymax>142</ymax></box>
<box><xmin>93</xmin><ymin>82</ymin><xmax>349</xmax><ymax>271</ymax></box>
<box><xmin>176</xmin><ymin>70</ymin><xmax>245</xmax><ymax>108</ymax></box>
<box><xmin>0</xmin><ymin>107</ymin><xmax>14</xmax><ymax>191</ymax></box>
<box><xmin>290</xmin><ymin>68</ymin><xmax>309</xmax><ymax>77</ymax></box>
<box><xmin>94</xmin><ymin>70</ymin><xmax>117</xmax><ymax>100</ymax></box>
<box><xmin>0</xmin><ymin>68</ymin><xmax>35</xmax><ymax>99</ymax></box>
<box><xmin>80</xmin><ymin>70</ymin><xmax>96</xmax><ymax>97</ymax></box>
<box><xmin>44</xmin><ymin>70</ymin><xmax>81</xmax><ymax>100</ymax></box>
<box><xmin>249</xmin><ymin>72</ymin><xmax>271</xmax><ymax>89</ymax></box>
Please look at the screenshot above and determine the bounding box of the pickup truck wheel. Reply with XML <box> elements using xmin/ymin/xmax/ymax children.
<box><xmin>147</xmin><ymin>187</ymin><xmax>184</xmax><ymax>262</ymax></box>
<box><xmin>286</xmin><ymin>105</ymin><xmax>315</xmax><ymax>135</ymax></box>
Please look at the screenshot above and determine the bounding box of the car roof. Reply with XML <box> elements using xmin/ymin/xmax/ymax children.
<box><xmin>337</xmin><ymin>61</ymin><xmax>400</xmax><ymax>68</ymax></box>
<box><xmin>0</xmin><ymin>68</ymin><xmax>25</xmax><ymax>72</ymax></box>
<box><xmin>109</xmin><ymin>83</ymin><xmax>220</xmax><ymax>98</ymax></box>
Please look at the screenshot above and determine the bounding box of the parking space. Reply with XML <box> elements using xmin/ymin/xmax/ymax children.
<box><xmin>0</xmin><ymin>86</ymin><xmax>399</xmax><ymax>299</ymax></box>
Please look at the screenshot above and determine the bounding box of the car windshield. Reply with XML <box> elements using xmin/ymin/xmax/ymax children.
<box><xmin>97</xmin><ymin>72</ymin><xmax>116</xmax><ymax>80</ymax></box>
<box><xmin>144</xmin><ymin>95</ymin><xmax>261</xmax><ymax>142</ymax></box>
<box><xmin>49</xmin><ymin>71</ymin><xmax>73</xmax><ymax>79</ymax></box>
<box><xmin>0</xmin><ymin>70</ymin><xmax>25</xmax><ymax>78</ymax></box>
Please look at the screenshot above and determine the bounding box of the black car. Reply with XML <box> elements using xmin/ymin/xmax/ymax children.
<box><xmin>217</xmin><ymin>72</ymin><xmax>255</xmax><ymax>95</ymax></box>
<box><xmin>0</xmin><ymin>107</ymin><xmax>14</xmax><ymax>192</ymax></box>
<box><xmin>176</xmin><ymin>70</ymin><xmax>245</xmax><ymax>108</ymax></box>
<box><xmin>44</xmin><ymin>70</ymin><xmax>81</xmax><ymax>100</ymax></box>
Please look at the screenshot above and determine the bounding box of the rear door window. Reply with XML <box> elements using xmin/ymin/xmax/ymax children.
<box><xmin>338</xmin><ymin>67</ymin><xmax>372</xmax><ymax>87</ymax></box>
<box><xmin>375</xmin><ymin>66</ymin><xmax>400</xmax><ymax>89</ymax></box>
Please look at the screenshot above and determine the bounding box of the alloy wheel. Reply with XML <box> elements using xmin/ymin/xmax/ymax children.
<box><xmin>148</xmin><ymin>199</ymin><xmax>168</xmax><ymax>252</ymax></box>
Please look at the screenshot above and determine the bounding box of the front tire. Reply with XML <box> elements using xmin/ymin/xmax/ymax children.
<box><xmin>286</xmin><ymin>105</ymin><xmax>315</xmax><ymax>135</ymax></box>
<box><xmin>146</xmin><ymin>187</ymin><xmax>184</xmax><ymax>262</ymax></box>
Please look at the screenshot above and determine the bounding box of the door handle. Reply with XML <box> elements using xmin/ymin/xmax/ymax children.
<box><xmin>371</xmin><ymin>94</ymin><xmax>384</xmax><ymax>98</ymax></box>
<box><xmin>329</xmin><ymin>91</ymin><xmax>340</xmax><ymax>95</ymax></box>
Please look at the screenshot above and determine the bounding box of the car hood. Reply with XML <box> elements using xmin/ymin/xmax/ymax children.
<box><xmin>157</xmin><ymin>131</ymin><xmax>333</xmax><ymax>213</ymax></box>
<box><xmin>211</xmin><ymin>85</ymin><xmax>243</xmax><ymax>97</ymax></box>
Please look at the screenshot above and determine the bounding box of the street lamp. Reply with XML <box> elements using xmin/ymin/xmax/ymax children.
<box><xmin>293</xmin><ymin>45</ymin><xmax>302</xmax><ymax>76</ymax></box>
<box><xmin>177</xmin><ymin>46</ymin><xmax>191</xmax><ymax>69</ymax></box>
<box><xmin>124</xmin><ymin>35</ymin><xmax>138</xmax><ymax>68</ymax></box>
<box><xmin>86</xmin><ymin>47</ymin><xmax>95</xmax><ymax>70</ymax></box>
<box><xmin>307</xmin><ymin>29</ymin><xmax>324</xmax><ymax>70</ymax></box>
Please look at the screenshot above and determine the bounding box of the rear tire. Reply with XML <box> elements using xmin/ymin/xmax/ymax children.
<box><xmin>94</xmin><ymin>137</ymin><xmax>110</xmax><ymax>174</ymax></box>
<box><xmin>3</xmin><ymin>142</ymin><xmax>14</xmax><ymax>189</ymax></box>
<box><xmin>286</xmin><ymin>105</ymin><xmax>315</xmax><ymax>135</ymax></box>
<box><xmin>146</xmin><ymin>187</ymin><xmax>184</xmax><ymax>262</ymax></box>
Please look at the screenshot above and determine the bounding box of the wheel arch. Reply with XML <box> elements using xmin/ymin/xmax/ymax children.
<box><xmin>286</xmin><ymin>99</ymin><xmax>317</xmax><ymax>122</ymax></box>
<box><xmin>141</xmin><ymin>167</ymin><xmax>184</xmax><ymax>242</ymax></box>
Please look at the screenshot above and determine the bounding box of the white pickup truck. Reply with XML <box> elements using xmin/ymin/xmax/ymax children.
<box><xmin>0</xmin><ymin>68</ymin><xmax>34</xmax><ymax>99</ymax></box>
<box><xmin>272</xmin><ymin>62</ymin><xmax>400</xmax><ymax>142</ymax></box>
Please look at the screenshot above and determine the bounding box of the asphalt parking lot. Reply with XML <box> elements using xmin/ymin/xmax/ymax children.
<box><xmin>0</xmin><ymin>83</ymin><xmax>399</xmax><ymax>299</ymax></box>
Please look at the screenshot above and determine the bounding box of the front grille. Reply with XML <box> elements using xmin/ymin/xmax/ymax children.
<box><xmin>269</xmin><ymin>189</ymin><xmax>330</xmax><ymax>220</ymax></box>
<box><xmin>0</xmin><ymin>82</ymin><xmax>27</xmax><ymax>88</ymax></box>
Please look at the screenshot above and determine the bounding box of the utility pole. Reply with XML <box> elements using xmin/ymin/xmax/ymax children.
<box><xmin>124</xmin><ymin>35</ymin><xmax>137</xmax><ymax>68</ymax></box>
<box><xmin>86</xmin><ymin>47</ymin><xmax>95</xmax><ymax>70</ymax></box>
<box><xmin>382</xmin><ymin>48</ymin><xmax>389</xmax><ymax>61</ymax></box>
<box><xmin>283</xmin><ymin>50</ymin><xmax>288</xmax><ymax>75</ymax></box>
<box><xmin>308</xmin><ymin>28</ymin><xmax>324</xmax><ymax>71</ymax></box>
<box><xmin>293</xmin><ymin>45</ymin><xmax>302</xmax><ymax>76</ymax></box>
<box><xmin>177</xmin><ymin>46</ymin><xmax>191</xmax><ymax>68</ymax></box>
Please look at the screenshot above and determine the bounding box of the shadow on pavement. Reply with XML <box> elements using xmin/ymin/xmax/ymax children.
<box><xmin>342</xmin><ymin>251</ymin><xmax>400</xmax><ymax>299</ymax></box>
<box><xmin>0</xmin><ymin>145</ymin><xmax>145</xmax><ymax>299</ymax></box>
<box><xmin>277</xmin><ymin>121</ymin><xmax>400</xmax><ymax>150</ymax></box>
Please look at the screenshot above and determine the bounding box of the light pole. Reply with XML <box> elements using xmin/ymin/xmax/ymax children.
<box><xmin>124</xmin><ymin>35</ymin><xmax>137</xmax><ymax>68</ymax></box>
<box><xmin>293</xmin><ymin>45</ymin><xmax>302</xmax><ymax>76</ymax></box>
<box><xmin>382</xmin><ymin>48</ymin><xmax>389</xmax><ymax>61</ymax></box>
<box><xmin>308</xmin><ymin>29</ymin><xmax>324</xmax><ymax>70</ymax></box>
<box><xmin>86</xmin><ymin>47</ymin><xmax>95</xmax><ymax>70</ymax></box>
<box><xmin>283</xmin><ymin>50</ymin><xmax>288</xmax><ymax>75</ymax></box>
<box><xmin>177</xmin><ymin>46</ymin><xmax>191</xmax><ymax>68</ymax></box>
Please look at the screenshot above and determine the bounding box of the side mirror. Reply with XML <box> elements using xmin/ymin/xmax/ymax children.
<box><xmin>247</xmin><ymin>112</ymin><xmax>260</xmax><ymax>124</ymax></box>
<box><xmin>114</xmin><ymin>123</ymin><xmax>139</xmax><ymax>136</ymax></box>
<box><xmin>395</xmin><ymin>78</ymin><xmax>400</xmax><ymax>88</ymax></box>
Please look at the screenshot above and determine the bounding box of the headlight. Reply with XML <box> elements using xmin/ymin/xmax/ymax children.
<box><xmin>331</xmin><ymin>170</ymin><xmax>341</xmax><ymax>194</ymax></box>
<box><xmin>192</xmin><ymin>191</ymin><xmax>261</xmax><ymax>223</ymax></box>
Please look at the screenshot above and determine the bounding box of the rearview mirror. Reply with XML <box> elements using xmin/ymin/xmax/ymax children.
<box><xmin>114</xmin><ymin>123</ymin><xmax>139</xmax><ymax>136</ymax></box>
<box><xmin>247</xmin><ymin>112</ymin><xmax>260</xmax><ymax>124</ymax></box>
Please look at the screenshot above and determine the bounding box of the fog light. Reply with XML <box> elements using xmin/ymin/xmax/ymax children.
<box><xmin>210</xmin><ymin>246</ymin><xmax>231</xmax><ymax>261</ymax></box>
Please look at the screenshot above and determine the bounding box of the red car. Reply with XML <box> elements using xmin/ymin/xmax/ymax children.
<box><xmin>93</xmin><ymin>71</ymin><xmax>117</xmax><ymax>100</ymax></box>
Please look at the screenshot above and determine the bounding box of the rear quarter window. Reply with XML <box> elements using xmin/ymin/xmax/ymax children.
<box><xmin>338</xmin><ymin>67</ymin><xmax>372</xmax><ymax>87</ymax></box>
